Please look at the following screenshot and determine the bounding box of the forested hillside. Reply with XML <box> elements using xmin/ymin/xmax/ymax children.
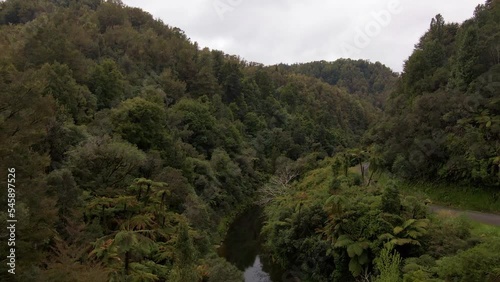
<box><xmin>0</xmin><ymin>0</ymin><xmax>390</xmax><ymax>281</ymax></box>
<box><xmin>1</xmin><ymin>0</ymin><xmax>498</xmax><ymax>281</ymax></box>
<box><xmin>261</xmin><ymin>1</ymin><xmax>500</xmax><ymax>281</ymax></box>
<box><xmin>366</xmin><ymin>1</ymin><xmax>500</xmax><ymax>187</ymax></box>
<box><xmin>281</xmin><ymin>59</ymin><xmax>398</xmax><ymax>109</ymax></box>
<box><xmin>262</xmin><ymin>156</ymin><xmax>500</xmax><ymax>282</ymax></box>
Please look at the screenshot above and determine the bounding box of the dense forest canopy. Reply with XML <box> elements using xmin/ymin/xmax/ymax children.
<box><xmin>366</xmin><ymin>1</ymin><xmax>500</xmax><ymax>187</ymax></box>
<box><xmin>261</xmin><ymin>1</ymin><xmax>500</xmax><ymax>281</ymax></box>
<box><xmin>0</xmin><ymin>0</ymin><xmax>390</xmax><ymax>281</ymax></box>
<box><xmin>0</xmin><ymin>0</ymin><xmax>498</xmax><ymax>281</ymax></box>
<box><xmin>280</xmin><ymin>59</ymin><xmax>398</xmax><ymax>109</ymax></box>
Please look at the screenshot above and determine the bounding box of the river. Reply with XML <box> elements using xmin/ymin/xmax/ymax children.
<box><xmin>218</xmin><ymin>206</ymin><xmax>285</xmax><ymax>282</ymax></box>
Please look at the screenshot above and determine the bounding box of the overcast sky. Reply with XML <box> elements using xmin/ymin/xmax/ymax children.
<box><xmin>121</xmin><ymin>0</ymin><xmax>485</xmax><ymax>72</ymax></box>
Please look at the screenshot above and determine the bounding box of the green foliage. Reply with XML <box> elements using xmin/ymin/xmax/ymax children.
<box><xmin>0</xmin><ymin>63</ymin><xmax>59</xmax><ymax>280</ymax></box>
<box><xmin>168</xmin><ymin>98</ymin><xmax>217</xmax><ymax>156</ymax></box>
<box><xmin>398</xmin><ymin>181</ymin><xmax>500</xmax><ymax>213</ymax></box>
<box><xmin>263</xmin><ymin>155</ymin><xmax>436</xmax><ymax>281</ymax></box>
<box><xmin>381</xmin><ymin>184</ymin><xmax>402</xmax><ymax>214</ymax></box>
<box><xmin>281</xmin><ymin>59</ymin><xmax>398</xmax><ymax>109</ymax></box>
<box><xmin>67</xmin><ymin>136</ymin><xmax>146</xmax><ymax>193</ymax></box>
<box><xmin>422</xmin><ymin>215</ymin><xmax>474</xmax><ymax>258</ymax></box>
<box><xmin>379</xmin><ymin>218</ymin><xmax>429</xmax><ymax>249</ymax></box>
<box><xmin>89</xmin><ymin>59</ymin><xmax>126</xmax><ymax>109</ymax></box>
<box><xmin>205</xmin><ymin>258</ymin><xmax>243</xmax><ymax>282</ymax></box>
<box><xmin>2</xmin><ymin>0</ymin><xmax>498</xmax><ymax>281</ymax></box>
<box><xmin>436</xmin><ymin>238</ymin><xmax>500</xmax><ymax>282</ymax></box>
<box><xmin>262</xmin><ymin>153</ymin><xmax>500</xmax><ymax>282</ymax></box>
<box><xmin>334</xmin><ymin>235</ymin><xmax>371</xmax><ymax>276</ymax></box>
<box><xmin>46</xmin><ymin>168</ymin><xmax>80</xmax><ymax>226</ymax></box>
<box><xmin>374</xmin><ymin>246</ymin><xmax>402</xmax><ymax>282</ymax></box>
<box><xmin>111</xmin><ymin>97</ymin><xmax>168</xmax><ymax>151</ymax></box>
<box><xmin>262</xmin><ymin>203</ymin><xmax>334</xmax><ymax>281</ymax></box>
<box><xmin>169</xmin><ymin>221</ymin><xmax>199</xmax><ymax>282</ymax></box>
<box><xmin>402</xmin><ymin>255</ymin><xmax>440</xmax><ymax>282</ymax></box>
<box><xmin>367</xmin><ymin>1</ymin><xmax>500</xmax><ymax>187</ymax></box>
<box><xmin>41</xmin><ymin>62</ymin><xmax>96</xmax><ymax>123</ymax></box>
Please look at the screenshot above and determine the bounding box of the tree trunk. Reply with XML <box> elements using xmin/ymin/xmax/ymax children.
<box><xmin>360</xmin><ymin>163</ymin><xmax>365</xmax><ymax>183</ymax></box>
<box><xmin>125</xmin><ymin>250</ymin><xmax>130</xmax><ymax>275</ymax></box>
<box><xmin>367</xmin><ymin>170</ymin><xmax>375</xmax><ymax>186</ymax></box>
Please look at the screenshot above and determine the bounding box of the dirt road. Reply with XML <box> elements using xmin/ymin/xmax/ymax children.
<box><xmin>429</xmin><ymin>205</ymin><xmax>500</xmax><ymax>226</ymax></box>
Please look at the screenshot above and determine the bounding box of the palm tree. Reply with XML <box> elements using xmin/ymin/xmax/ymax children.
<box><xmin>90</xmin><ymin>229</ymin><xmax>159</xmax><ymax>280</ymax></box>
<box><xmin>379</xmin><ymin>218</ymin><xmax>429</xmax><ymax>248</ymax></box>
<box><xmin>367</xmin><ymin>145</ymin><xmax>386</xmax><ymax>186</ymax></box>
<box><xmin>169</xmin><ymin>221</ymin><xmax>199</xmax><ymax>282</ymax></box>
<box><xmin>333</xmin><ymin>235</ymin><xmax>371</xmax><ymax>277</ymax></box>
<box><xmin>89</xmin><ymin>178</ymin><xmax>176</xmax><ymax>281</ymax></box>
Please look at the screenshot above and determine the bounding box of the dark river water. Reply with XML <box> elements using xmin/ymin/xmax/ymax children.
<box><xmin>218</xmin><ymin>206</ymin><xmax>286</xmax><ymax>282</ymax></box>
